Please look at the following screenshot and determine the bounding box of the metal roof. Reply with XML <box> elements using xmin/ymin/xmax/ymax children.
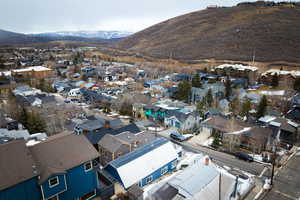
<box><xmin>109</xmin><ymin>137</ymin><xmax>169</xmax><ymax>168</ymax></box>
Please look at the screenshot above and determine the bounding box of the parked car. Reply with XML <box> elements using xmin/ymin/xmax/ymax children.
<box><xmin>64</xmin><ymin>98</ymin><xmax>71</xmax><ymax>103</ymax></box>
<box><xmin>170</xmin><ymin>132</ymin><xmax>186</xmax><ymax>142</ymax></box>
<box><xmin>235</xmin><ymin>152</ymin><xmax>254</xmax><ymax>162</ymax></box>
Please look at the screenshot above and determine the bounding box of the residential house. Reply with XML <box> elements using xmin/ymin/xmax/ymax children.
<box><xmin>190</xmin><ymin>83</ymin><xmax>225</xmax><ymax>104</ymax></box>
<box><xmin>200</xmin><ymin>116</ymin><xmax>250</xmax><ymax>151</ymax></box>
<box><xmin>172</xmin><ymin>73</ymin><xmax>191</xmax><ymax>82</ymax></box>
<box><xmin>98</xmin><ymin>131</ymin><xmax>159</xmax><ymax>166</ymax></box>
<box><xmin>214</xmin><ymin>64</ymin><xmax>258</xmax><ymax>85</ymax></box>
<box><xmin>104</xmin><ymin>138</ymin><xmax>179</xmax><ymax>189</ymax></box>
<box><xmin>11</xmin><ymin>66</ymin><xmax>53</xmax><ymax>80</ymax></box>
<box><xmin>132</xmin><ymin>103</ymin><xmax>146</xmax><ymax>120</ymax></box>
<box><xmin>164</xmin><ymin>110</ymin><xmax>200</xmax><ymax>132</ymax></box>
<box><xmin>0</xmin><ymin>140</ymin><xmax>40</xmax><ymax>200</ymax></box>
<box><xmin>268</xmin><ymin>118</ymin><xmax>298</xmax><ymax>145</ymax></box>
<box><xmin>239</xmin><ymin>126</ymin><xmax>273</xmax><ymax>153</ymax></box>
<box><xmin>0</xmin><ymin>132</ymin><xmax>100</xmax><ymax>200</ymax></box>
<box><xmin>148</xmin><ymin>158</ymin><xmax>236</xmax><ymax>200</ymax></box>
<box><xmin>84</xmin><ymin>123</ymin><xmax>141</xmax><ymax>149</ymax></box>
<box><xmin>144</xmin><ymin>105</ymin><xmax>168</xmax><ymax>122</ymax></box>
<box><xmin>287</xmin><ymin>107</ymin><xmax>300</xmax><ymax>122</ymax></box>
<box><xmin>261</xmin><ymin>69</ymin><xmax>300</xmax><ymax>88</ymax></box>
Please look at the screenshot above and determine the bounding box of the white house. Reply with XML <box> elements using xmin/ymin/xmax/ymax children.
<box><xmin>164</xmin><ymin>111</ymin><xmax>200</xmax><ymax>131</ymax></box>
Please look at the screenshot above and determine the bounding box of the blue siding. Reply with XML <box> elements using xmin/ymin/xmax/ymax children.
<box><xmin>41</xmin><ymin>174</ymin><xmax>67</xmax><ymax>199</ymax></box>
<box><xmin>139</xmin><ymin>159</ymin><xmax>177</xmax><ymax>187</ymax></box>
<box><xmin>59</xmin><ymin>164</ymin><xmax>98</xmax><ymax>199</ymax></box>
<box><xmin>106</xmin><ymin>159</ymin><xmax>177</xmax><ymax>189</ymax></box>
<box><xmin>0</xmin><ymin>177</ymin><xmax>41</xmax><ymax>200</ymax></box>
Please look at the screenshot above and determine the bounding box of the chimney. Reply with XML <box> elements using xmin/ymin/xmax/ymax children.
<box><xmin>104</xmin><ymin>120</ymin><xmax>110</xmax><ymax>129</ymax></box>
<box><xmin>204</xmin><ymin>156</ymin><xmax>210</xmax><ymax>165</ymax></box>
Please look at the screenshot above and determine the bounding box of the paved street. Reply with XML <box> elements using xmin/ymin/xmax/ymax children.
<box><xmin>263</xmin><ymin>154</ymin><xmax>300</xmax><ymax>200</ymax></box>
<box><xmin>178</xmin><ymin>140</ymin><xmax>268</xmax><ymax>177</ymax></box>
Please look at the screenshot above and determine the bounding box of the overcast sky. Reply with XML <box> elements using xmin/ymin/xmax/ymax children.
<box><xmin>0</xmin><ymin>0</ymin><xmax>289</xmax><ymax>33</ymax></box>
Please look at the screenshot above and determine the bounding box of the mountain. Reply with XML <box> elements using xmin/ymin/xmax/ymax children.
<box><xmin>0</xmin><ymin>29</ymin><xmax>51</xmax><ymax>45</ymax></box>
<box><xmin>31</xmin><ymin>30</ymin><xmax>132</xmax><ymax>40</ymax></box>
<box><xmin>0</xmin><ymin>29</ymin><xmax>132</xmax><ymax>46</ymax></box>
<box><xmin>116</xmin><ymin>2</ymin><xmax>300</xmax><ymax>62</ymax></box>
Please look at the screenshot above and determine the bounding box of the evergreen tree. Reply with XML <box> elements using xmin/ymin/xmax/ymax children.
<box><xmin>175</xmin><ymin>81</ymin><xmax>191</xmax><ymax>103</ymax></box>
<box><xmin>225</xmin><ymin>77</ymin><xmax>232</xmax><ymax>100</ymax></box>
<box><xmin>26</xmin><ymin>111</ymin><xmax>47</xmax><ymax>134</ymax></box>
<box><xmin>256</xmin><ymin>95</ymin><xmax>268</xmax><ymax>119</ymax></box>
<box><xmin>294</xmin><ymin>78</ymin><xmax>300</xmax><ymax>92</ymax></box>
<box><xmin>271</xmin><ymin>73</ymin><xmax>279</xmax><ymax>87</ymax></box>
<box><xmin>229</xmin><ymin>97</ymin><xmax>240</xmax><ymax>116</ymax></box>
<box><xmin>240</xmin><ymin>98</ymin><xmax>251</xmax><ymax>117</ymax></box>
<box><xmin>192</xmin><ymin>74</ymin><xmax>202</xmax><ymax>88</ymax></box>
<box><xmin>119</xmin><ymin>102</ymin><xmax>133</xmax><ymax>117</ymax></box>
<box><xmin>205</xmin><ymin>88</ymin><xmax>213</xmax><ymax>107</ymax></box>
<box><xmin>196</xmin><ymin>99</ymin><xmax>206</xmax><ymax>118</ymax></box>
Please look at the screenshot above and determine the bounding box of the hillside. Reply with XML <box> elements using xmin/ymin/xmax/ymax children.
<box><xmin>0</xmin><ymin>29</ymin><xmax>127</xmax><ymax>46</ymax></box>
<box><xmin>0</xmin><ymin>29</ymin><xmax>50</xmax><ymax>45</ymax></box>
<box><xmin>116</xmin><ymin>2</ymin><xmax>300</xmax><ymax>62</ymax></box>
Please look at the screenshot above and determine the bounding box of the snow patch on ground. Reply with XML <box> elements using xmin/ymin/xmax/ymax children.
<box><xmin>202</xmin><ymin>137</ymin><xmax>214</xmax><ymax>147</ymax></box>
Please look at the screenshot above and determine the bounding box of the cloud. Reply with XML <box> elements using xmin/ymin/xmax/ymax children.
<box><xmin>0</xmin><ymin>0</ymin><xmax>290</xmax><ymax>33</ymax></box>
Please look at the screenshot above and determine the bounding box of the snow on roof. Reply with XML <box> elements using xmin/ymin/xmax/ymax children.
<box><xmin>168</xmin><ymin>161</ymin><xmax>235</xmax><ymax>200</ymax></box>
<box><xmin>287</xmin><ymin>120</ymin><xmax>298</xmax><ymax>128</ymax></box>
<box><xmin>260</xmin><ymin>90</ymin><xmax>285</xmax><ymax>96</ymax></box>
<box><xmin>0</xmin><ymin>129</ymin><xmax>30</xmax><ymax>140</ymax></box>
<box><xmin>12</xmin><ymin>66</ymin><xmax>51</xmax><ymax>73</ymax></box>
<box><xmin>229</xmin><ymin>127</ymin><xmax>251</xmax><ymax>135</ymax></box>
<box><xmin>216</xmin><ymin>64</ymin><xmax>258</xmax><ymax>71</ymax></box>
<box><xmin>26</xmin><ymin>140</ymin><xmax>41</xmax><ymax>146</ymax></box>
<box><xmin>0</xmin><ymin>71</ymin><xmax>11</xmax><ymax>76</ymax></box>
<box><xmin>258</xmin><ymin>115</ymin><xmax>276</xmax><ymax>123</ymax></box>
<box><xmin>109</xmin><ymin>138</ymin><xmax>178</xmax><ymax>188</ymax></box>
<box><xmin>270</xmin><ymin>121</ymin><xmax>281</xmax><ymax>127</ymax></box>
<box><xmin>262</xmin><ymin>69</ymin><xmax>300</xmax><ymax>77</ymax></box>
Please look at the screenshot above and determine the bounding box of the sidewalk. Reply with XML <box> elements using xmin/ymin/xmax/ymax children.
<box><xmin>244</xmin><ymin>177</ymin><xmax>264</xmax><ymax>200</ymax></box>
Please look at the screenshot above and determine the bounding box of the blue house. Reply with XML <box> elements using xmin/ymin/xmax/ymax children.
<box><xmin>0</xmin><ymin>140</ymin><xmax>41</xmax><ymax>200</ymax></box>
<box><xmin>104</xmin><ymin>138</ymin><xmax>179</xmax><ymax>189</ymax></box>
<box><xmin>0</xmin><ymin>133</ymin><xmax>100</xmax><ymax>200</ymax></box>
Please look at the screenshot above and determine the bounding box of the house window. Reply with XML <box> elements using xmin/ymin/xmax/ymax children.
<box><xmin>146</xmin><ymin>176</ymin><xmax>153</xmax><ymax>184</ymax></box>
<box><xmin>49</xmin><ymin>176</ymin><xmax>59</xmax><ymax>188</ymax></box>
<box><xmin>161</xmin><ymin>166</ymin><xmax>168</xmax><ymax>175</ymax></box>
<box><xmin>80</xmin><ymin>190</ymin><xmax>96</xmax><ymax>200</ymax></box>
<box><xmin>84</xmin><ymin>161</ymin><xmax>92</xmax><ymax>172</ymax></box>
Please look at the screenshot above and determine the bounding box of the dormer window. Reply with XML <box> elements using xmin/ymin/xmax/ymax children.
<box><xmin>84</xmin><ymin>161</ymin><xmax>92</xmax><ymax>172</ymax></box>
<box><xmin>49</xmin><ymin>176</ymin><xmax>59</xmax><ymax>188</ymax></box>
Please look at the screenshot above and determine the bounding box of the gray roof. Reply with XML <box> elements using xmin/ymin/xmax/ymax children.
<box><xmin>29</xmin><ymin>132</ymin><xmax>99</xmax><ymax>183</ymax></box>
<box><xmin>0</xmin><ymin>140</ymin><xmax>38</xmax><ymax>190</ymax></box>
<box><xmin>167</xmin><ymin>162</ymin><xmax>235</xmax><ymax>200</ymax></box>
<box><xmin>166</xmin><ymin>110</ymin><xmax>197</xmax><ymax>123</ymax></box>
<box><xmin>98</xmin><ymin>134</ymin><xmax>130</xmax><ymax>153</ymax></box>
<box><xmin>79</xmin><ymin>119</ymin><xmax>106</xmax><ymax>131</ymax></box>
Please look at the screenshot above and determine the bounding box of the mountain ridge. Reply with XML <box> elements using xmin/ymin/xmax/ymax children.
<box><xmin>116</xmin><ymin>2</ymin><xmax>300</xmax><ymax>62</ymax></box>
<box><xmin>0</xmin><ymin>29</ymin><xmax>131</xmax><ymax>46</ymax></box>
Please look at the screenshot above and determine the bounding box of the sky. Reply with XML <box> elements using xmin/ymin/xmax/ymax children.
<box><xmin>0</xmin><ymin>0</ymin><xmax>290</xmax><ymax>34</ymax></box>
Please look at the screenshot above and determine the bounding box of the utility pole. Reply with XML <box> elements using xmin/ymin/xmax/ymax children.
<box><xmin>270</xmin><ymin>134</ymin><xmax>278</xmax><ymax>185</ymax></box>
<box><xmin>219</xmin><ymin>173</ymin><xmax>222</xmax><ymax>200</ymax></box>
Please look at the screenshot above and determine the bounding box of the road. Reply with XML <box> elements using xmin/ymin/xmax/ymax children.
<box><xmin>158</xmin><ymin>129</ymin><xmax>269</xmax><ymax>177</ymax></box>
<box><xmin>263</xmin><ymin>154</ymin><xmax>300</xmax><ymax>200</ymax></box>
<box><xmin>177</xmin><ymin>140</ymin><xmax>269</xmax><ymax>177</ymax></box>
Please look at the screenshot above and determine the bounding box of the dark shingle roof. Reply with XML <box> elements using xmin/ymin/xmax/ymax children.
<box><xmin>0</xmin><ymin>140</ymin><xmax>38</xmax><ymax>190</ymax></box>
<box><xmin>86</xmin><ymin>123</ymin><xmax>141</xmax><ymax>144</ymax></box>
<box><xmin>29</xmin><ymin>132</ymin><xmax>99</xmax><ymax>184</ymax></box>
